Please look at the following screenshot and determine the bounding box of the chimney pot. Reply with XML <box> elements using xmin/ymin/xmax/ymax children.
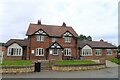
<box><xmin>100</xmin><ymin>39</ymin><xmax>104</xmax><ymax>42</ymax></box>
<box><xmin>38</xmin><ymin>20</ymin><xmax>41</xmax><ymax>25</ymax></box>
<box><xmin>62</xmin><ymin>22</ymin><xmax>66</xmax><ymax>26</ymax></box>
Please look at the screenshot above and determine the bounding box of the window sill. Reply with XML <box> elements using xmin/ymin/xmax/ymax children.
<box><xmin>64</xmin><ymin>55</ymin><xmax>71</xmax><ymax>56</ymax></box>
<box><xmin>35</xmin><ymin>55</ymin><xmax>44</xmax><ymax>56</ymax></box>
<box><xmin>65</xmin><ymin>42</ymin><xmax>71</xmax><ymax>43</ymax></box>
<box><xmin>36</xmin><ymin>41</ymin><xmax>44</xmax><ymax>42</ymax></box>
<box><xmin>81</xmin><ymin>55</ymin><xmax>93</xmax><ymax>56</ymax></box>
<box><xmin>7</xmin><ymin>55</ymin><xmax>22</xmax><ymax>56</ymax></box>
<box><xmin>96</xmin><ymin>55</ymin><xmax>102</xmax><ymax>56</ymax></box>
<box><xmin>107</xmin><ymin>54</ymin><xmax>112</xmax><ymax>55</ymax></box>
<box><xmin>52</xmin><ymin>54</ymin><xmax>59</xmax><ymax>56</ymax></box>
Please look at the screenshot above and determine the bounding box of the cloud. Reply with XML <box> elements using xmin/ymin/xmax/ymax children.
<box><xmin>0</xmin><ymin>0</ymin><xmax>119</xmax><ymax>45</ymax></box>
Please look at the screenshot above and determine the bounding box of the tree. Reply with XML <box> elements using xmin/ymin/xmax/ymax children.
<box><xmin>78</xmin><ymin>34</ymin><xmax>92</xmax><ymax>41</ymax></box>
<box><xmin>87</xmin><ymin>36</ymin><xmax>92</xmax><ymax>41</ymax></box>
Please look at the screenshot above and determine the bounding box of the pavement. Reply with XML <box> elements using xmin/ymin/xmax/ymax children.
<box><xmin>106</xmin><ymin>60</ymin><xmax>118</xmax><ymax>67</ymax></box>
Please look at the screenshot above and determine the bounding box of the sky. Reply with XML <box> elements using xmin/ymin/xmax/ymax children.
<box><xmin>0</xmin><ymin>0</ymin><xmax>119</xmax><ymax>46</ymax></box>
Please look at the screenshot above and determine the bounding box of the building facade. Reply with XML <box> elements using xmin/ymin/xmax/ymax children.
<box><xmin>4</xmin><ymin>20</ymin><xmax>117</xmax><ymax>60</ymax></box>
<box><xmin>26</xmin><ymin>21</ymin><xmax>78</xmax><ymax>60</ymax></box>
<box><xmin>78</xmin><ymin>40</ymin><xmax>117</xmax><ymax>60</ymax></box>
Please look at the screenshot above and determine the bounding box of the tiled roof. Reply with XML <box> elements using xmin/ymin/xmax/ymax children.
<box><xmin>5</xmin><ymin>39</ymin><xmax>28</xmax><ymax>47</ymax></box>
<box><xmin>78</xmin><ymin>41</ymin><xmax>117</xmax><ymax>49</ymax></box>
<box><xmin>26</xmin><ymin>23</ymin><xmax>78</xmax><ymax>37</ymax></box>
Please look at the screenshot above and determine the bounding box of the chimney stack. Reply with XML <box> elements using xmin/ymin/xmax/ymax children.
<box><xmin>38</xmin><ymin>20</ymin><xmax>41</xmax><ymax>25</ymax></box>
<box><xmin>100</xmin><ymin>39</ymin><xmax>104</xmax><ymax>42</ymax></box>
<box><xmin>62</xmin><ymin>22</ymin><xmax>66</xmax><ymax>27</ymax></box>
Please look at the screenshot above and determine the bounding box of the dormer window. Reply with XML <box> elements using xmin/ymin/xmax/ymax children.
<box><xmin>63</xmin><ymin>32</ymin><xmax>72</xmax><ymax>43</ymax></box>
<box><xmin>64</xmin><ymin>37</ymin><xmax>71</xmax><ymax>43</ymax></box>
<box><xmin>37</xmin><ymin>35</ymin><xmax>44</xmax><ymax>42</ymax></box>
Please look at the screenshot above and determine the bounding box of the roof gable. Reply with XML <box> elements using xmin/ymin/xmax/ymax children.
<box><xmin>5</xmin><ymin>39</ymin><xmax>28</xmax><ymax>47</ymax></box>
<box><xmin>34</xmin><ymin>29</ymin><xmax>48</xmax><ymax>36</ymax></box>
<box><xmin>62</xmin><ymin>31</ymin><xmax>73</xmax><ymax>37</ymax></box>
<box><xmin>47</xmin><ymin>42</ymin><xmax>64</xmax><ymax>49</ymax></box>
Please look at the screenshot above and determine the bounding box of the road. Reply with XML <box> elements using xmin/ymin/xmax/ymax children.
<box><xmin>2</xmin><ymin>66</ymin><xmax>119</xmax><ymax>78</ymax></box>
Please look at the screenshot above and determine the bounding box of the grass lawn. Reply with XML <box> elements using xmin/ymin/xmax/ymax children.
<box><xmin>55</xmin><ymin>60</ymin><xmax>96</xmax><ymax>65</ymax></box>
<box><xmin>1</xmin><ymin>60</ymin><xmax>32</xmax><ymax>66</ymax></box>
<box><xmin>107</xmin><ymin>58</ymin><xmax>120</xmax><ymax>65</ymax></box>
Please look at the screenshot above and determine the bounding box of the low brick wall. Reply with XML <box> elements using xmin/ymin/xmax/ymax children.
<box><xmin>0</xmin><ymin>65</ymin><xmax>34</xmax><ymax>74</ymax></box>
<box><xmin>52</xmin><ymin>64</ymin><xmax>106</xmax><ymax>71</ymax></box>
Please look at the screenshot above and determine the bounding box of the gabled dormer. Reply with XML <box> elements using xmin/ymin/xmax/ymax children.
<box><xmin>63</xmin><ymin>31</ymin><xmax>73</xmax><ymax>37</ymax></box>
<box><xmin>35</xmin><ymin>29</ymin><xmax>47</xmax><ymax>42</ymax></box>
<box><xmin>35</xmin><ymin>29</ymin><xmax>47</xmax><ymax>35</ymax></box>
<box><xmin>48</xmin><ymin>42</ymin><xmax>63</xmax><ymax>49</ymax></box>
<box><xmin>63</xmin><ymin>31</ymin><xmax>73</xmax><ymax>43</ymax></box>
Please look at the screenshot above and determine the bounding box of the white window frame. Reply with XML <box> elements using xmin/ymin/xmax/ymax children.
<box><xmin>64</xmin><ymin>37</ymin><xmax>71</xmax><ymax>43</ymax></box>
<box><xmin>36</xmin><ymin>35</ymin><xmax>44</xmax><ymax>42</ymax></box>
<box><xmin>8</xmin><ymin>48</ymin><xmax>22</xmax><ymax>56</ymax></box>
<box><xmin>52</xmin><ymin>49</ymin><xmax>59</xmax><ymax>55</ymax></box>
<box><xmin>64</xmin><ymin>48</ymin><xmax>71</xmax><ymax>56</ymax></box>
<box><xmin>52</xmin><ymin>38</ymin><xmax>57</xmax><ymax>42</ymax></box>
<box><xmin>82</xmin><ymin>49</ymin><xmax>92</xmax><ymax>56</ymax></box>
<box><xmin>95</xmin><ymin>49</ymin><xmax>101</xmax><ymax>56</ymax></box>
<box><xmin>106</xmin><ymin>49</ymin><xmax>112</xmax><ymax>55</ymax></box>
<box><xmin>36</xmin><ymin>48</ymin><xmax>44</xmax><ymax>56</ymax></box>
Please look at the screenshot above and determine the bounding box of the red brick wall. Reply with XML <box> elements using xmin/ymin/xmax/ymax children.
<box><xmin>29</xmin><ymin>35</ymin><xmax>78</xmax><ymax>60</ymax></box>
<box><xmin>48</xmin><ymin>49</ymin><xmax>63</xmax><ymax>60</ymax></box>
<box><xmin>82</xmin><ymin>49</ymin><xmax>117</xmax><ymax>60</ymax></box>
<box><xmin>29</xmin><ymin>35</ymin><xmax>50</xmax><ymax>60</ymax></box>
<box><xmin>4</xmin><ymin>47</ymin><xmax>27</xmax><ymax>60</ymax></box>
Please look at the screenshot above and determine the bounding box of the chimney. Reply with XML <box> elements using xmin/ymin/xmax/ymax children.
<box><xmin>62</xmin><ymin>22</ymin><xmax>66</xmax><ymax>27</ymax></box>
<box><xmin>100</xmin><ymin>39</ymin><xmax>104</xmax><ymax>42</ymax></box>
<box><xmin>38</xmin><ymin>20</ymin><xmax>41</xmax><ymax>25</ymax></box>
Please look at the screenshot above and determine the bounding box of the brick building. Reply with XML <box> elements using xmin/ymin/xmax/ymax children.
<box><xmin>78</xmin><ymin>40</ymin><xmax>117</xmax><ymax>60</ymax></box>
<box><xmin>4</xmin><ymin>20</ymin><xmax>117</xmax><ymax>60</ymax></box>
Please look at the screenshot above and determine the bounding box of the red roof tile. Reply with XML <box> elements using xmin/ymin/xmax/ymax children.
<box><xmin>5</xmin><ymin>39</ymin><xmax>28</xmax><ymax>47</ymax></box>
<box><xmin>26</xmin><ymin>23</ymin><xmax>78</xmax><ymax>37</ymax></box>
<box><xmin>78</xmin><ymin>41</ymin><xmax>117</xmax><ymax>49</ymax></box>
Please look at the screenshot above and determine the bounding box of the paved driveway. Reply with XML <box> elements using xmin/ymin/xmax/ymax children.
<box><xmin>3</xmin><ymin>66</ymin><xmax>119</xmax><ymax>78</ymax></box>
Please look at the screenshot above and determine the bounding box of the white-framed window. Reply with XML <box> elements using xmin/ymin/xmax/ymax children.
<box><xmin>36</xmin><ymin>48</ymin><xmax>44</xmax><ymax>56</ymax></box>
<box><xmin>36</xmin><ymin>35</ymin><xmax>44</xmax><ymax>42</ymax></box>
<box><xmin>82</xmin><ymin>49</ymin><xmax>92</xmax><ymax>56</ymax></box>
<box><xmin>64</xmin><ymin>48</ymin><xmax>71</xmax><ymax>56</ymax></box>
<box><xmin>52</xmin><ymin>49</ymin><xmax>59</xmax><ymax>55</ymax></box>
<box><xmin>8</xmin><ymin>48</ymin><xmax>22</xmax><ymax>56</ymax></box>
<box><xmin>96</xmin><ymin>49</ymin><xmax>101</xmax><ymax>56</ymax></box>
<box><xmin>64</xmin><ymin>37</ymin><xmax>71</xmax><ymax>43</ymax></box>
<box><xmin>52</xmin><ymin>38</ymin><xmax>57</xmax><ymax>42</ymax></box>
<box><xmin>106</xmin><ymin>49</ymin><xmax>112</xmax><ymax>55</ymax></box>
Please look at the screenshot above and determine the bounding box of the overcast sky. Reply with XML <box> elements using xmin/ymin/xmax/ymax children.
<box><xmin>0</xmin><ymin>0</ymin><xmax>119</xmax><ymax>45</ymax></box>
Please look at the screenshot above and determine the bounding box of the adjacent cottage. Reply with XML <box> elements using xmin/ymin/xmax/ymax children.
<box><xmin>4</xmin><ymin>39</ymin><xmax>28</xmax><ymax>60</ymax></box>
<box><xmin>78</xmin><ymin>40</ymin><xmax>117</xmax><ymax>60</ymax></box>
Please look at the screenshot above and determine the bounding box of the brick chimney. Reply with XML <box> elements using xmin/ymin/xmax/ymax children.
<box><xmin>62</xmin><ymin>22</ymin><xmax>66</xmax><ymax>27</ymax></box>
<box><xmin>100</xmin><ymin>39</ymin><xmax>104</xmax><ymax>42</ymax></box>
<box><xmin>38</xmin><ymin>20</ymin><xmax>41</xmax><ymax>25</ymax></box>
